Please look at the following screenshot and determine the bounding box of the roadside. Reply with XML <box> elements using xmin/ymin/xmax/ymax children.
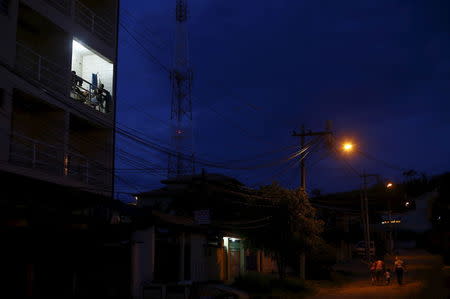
<box><xmin>307</xmin><ymin>249</ymin><xmax>449</xmax><ymax>299</ymax></box>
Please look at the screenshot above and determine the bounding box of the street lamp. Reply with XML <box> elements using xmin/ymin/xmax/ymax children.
<box><xmin>342</xmin><ymin>142</ymin><xmax>354</xmax><ymax>152</ymax></box>
<box><xmin>385</xmin><ymin>181</ymin><xmax>395</xmax><ymax>253</ymax></box>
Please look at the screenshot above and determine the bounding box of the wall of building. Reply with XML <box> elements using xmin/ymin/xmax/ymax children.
<box><xmin>0</xmin><ymin>79</ymin><xmax>13</xmax><ymax>164</ymax></box>
<box><xmin>260</xmin><ymin>252</ymin><xmax>278</xmax><ymax>274</ymax></box>
<box><xmin>78</xmin><ymin>0</ymin><xmax>117</xmax><ymax>20</ymax></box>
<box><xmin>71</xmin><ymin>48</ymin><xmax>83</xmax><ymax>77</ymax></box>
<box><xmin>81</xmin><ymin>54</ymin><xmax>113</xmax><ymax>93</ymax></box>
<box><xmin>16</xmin><ymin>2</ymin><xmax>72</xmax><ymax>69</ymax></box>
<box><xmin>0</xmin><ymin>0</ymin><xmax>19</xmax><ymax>67</ymax></box>
<box><xmin>11</xmin><ymin>99</ymin><xmax>65</xmax><ymax>144</ymax></box>
<box><xmin>132</xmin><ymin>227</ymin><xmax>155</xmax><ymax>299</ymax></box>
<box><xmin>190</xmin><ymin>233</ymin><xmax>208</xmax><ymax>282</ymax></box>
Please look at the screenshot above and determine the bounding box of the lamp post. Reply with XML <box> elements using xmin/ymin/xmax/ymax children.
<box><xmin>340</xmin><ymin>142</ymin><xmax>372</xmax><ymax>260</ymax></box>
<box><xmin>386</xmin><ymin>182</ymin><xmax>394</xmax><ymax>254</ymax></box>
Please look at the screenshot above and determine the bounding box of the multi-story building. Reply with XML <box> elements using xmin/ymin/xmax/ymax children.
<box><xmin>0</xmin><ymin>0</ymin><xmax>130</xmax><ymax>297</ymax></box>
<box><xmin>0</xmin><ymin>0</ymin><xmax>118</xmax><ymax>196</ymax></box>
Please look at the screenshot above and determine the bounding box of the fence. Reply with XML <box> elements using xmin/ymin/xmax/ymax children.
<box><xmin>71</xmin><ymin>75</ymin><xmax>108</xmax><ymax>113</ymax></box>
<box><xmin>15</xmin><ymin>43</ymin><xmax>68</xmax><ymax>96</ymax></box>
<box><xmin>74</xmin><ymin>0</ymin><xmax>114</xmax><ymax>45</ymax></box>
<box><xmin>9</xmin><ymin>132</ymin><xmax>110</xmax><ymax>188</ymax></box>
<box><xmin>66</xmin><ymin>150</ymin><xmax>109</xmax><ymax>188</ymax></box>
<box><xmin>44</xmin><ymin>0</ymin><xmax>70</xmax><ymax>15</ymax></box>
<box><xmin>9</xmin><ymin>133</ymin><xmax>62</xmax><ymax>176</ymax></box>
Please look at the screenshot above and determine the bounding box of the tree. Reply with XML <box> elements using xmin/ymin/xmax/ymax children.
<box><xmin>243</xmin><ymin>183</ymin><xmax>324</xmax><ymax>279</ymax></box>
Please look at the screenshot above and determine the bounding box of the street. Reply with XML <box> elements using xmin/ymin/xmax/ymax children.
<box><xmin>308</xmin><ymin>250</ymin><xmax>449</xmax><ymax>299</ymax></box>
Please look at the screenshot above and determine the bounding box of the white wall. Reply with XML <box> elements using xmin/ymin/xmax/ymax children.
<box><xmin>71</xmin><ymin>40</ymin><xmax>114</xmax><ymax>95</ymax></box>
<box><xmin>82</xmin><ymin>54</ymin><xmax>113</xmax><ymax>94</ymax></box>
<box><xmin>71</xmin><ymin>51</ymin><xmax>83</xmax><ymax>78</ymax></box>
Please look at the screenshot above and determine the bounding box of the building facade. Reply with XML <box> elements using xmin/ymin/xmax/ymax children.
<box><xmin>131</xmin><ymin>174</ymin><xmax>280</xmax><ymax>298</ymax></box>
<box><xmin>0</xmin><ymin>0</ymin><xmax>123</xmax><ymax>297</ymax></box>
<box><xmin>0</xmin><ymin>0</ymin><xmax>119</xmax><ymax>196</ymax></box>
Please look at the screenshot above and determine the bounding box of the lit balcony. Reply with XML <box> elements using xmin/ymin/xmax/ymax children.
<box><xmin>71</xmin><ymin>40</ymin><xmax>114</xmax><ymax>114</ymax></box>
<box><xmin>15</xmin><ymin>40</ymin><xmax>113</xmax><ymax>114</ymax></box>
<box><xmin>15</xmin><ymin>2</ymin><xmax>114</xmax><ymax>115</ymax></box>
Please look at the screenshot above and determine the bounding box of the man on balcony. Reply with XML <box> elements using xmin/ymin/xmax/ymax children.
<box><xmin>94</xmin><ymin>84</ymin><xmax>111</xmax><ymax>113</ymax></box>
<box><xmin>71</xmin><ymin>71</ymin><xmax>89</xmax><ymax>103</ymax></box>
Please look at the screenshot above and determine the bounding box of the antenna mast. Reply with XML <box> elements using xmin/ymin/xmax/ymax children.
<box><xmin>168</xmin><ymin>0</ymin><xmax>194</xmax><ymax>177</ymax></box>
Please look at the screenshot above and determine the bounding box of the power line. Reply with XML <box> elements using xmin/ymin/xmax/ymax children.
<box><xmin>118</xmin><ymin>15</ymin><xmax>292</xmax><ymax>149</ymax></box>
<box><xmin>357</xmin><ymin>149</ymin><xmax>407</xmax><ymax>172</ymax></box>
<box><xmin>119</xmin><ymin>23</ymin><xmax>170</xmax><ymax>73</ymax></box>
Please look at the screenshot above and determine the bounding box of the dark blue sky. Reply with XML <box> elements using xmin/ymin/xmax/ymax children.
<box><xmin>115</xmin><ymin>0</ymin><xmax>450</xmax><ymax>201</ymax></box>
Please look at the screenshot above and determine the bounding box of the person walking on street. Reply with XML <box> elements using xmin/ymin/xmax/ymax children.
<box><xmin>370</xmin><ymin>261</ymin><xmax>376</xmax><ymax>285</ymax></box>
<box><xmin>385</xmin><ymin>268</ymin><xmax>392</xmax><ymax>285</ymax></box>
<box><xmin>394</xmin><ymin>256</ymin><xmax>406</xmax><ymax>285</ymax></box>
<box><xmin>374</xmin><ymin>259</ymin><xmax>385</xmax><ymax>284</ymax></box>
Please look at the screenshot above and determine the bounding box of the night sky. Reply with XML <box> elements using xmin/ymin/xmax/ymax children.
<box><xmin>115</xmin><ymin>0</ymin><xmax>450</xmax><ymax>202</ymax></box>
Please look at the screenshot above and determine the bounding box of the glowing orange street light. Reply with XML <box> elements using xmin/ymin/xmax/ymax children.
<box><xmin>386</xmin><ymin>182</ymin><xmax>394</xmax><ymax>189</ymax></box>
<box><xmin>342</xmin><ymin>142</ymin><xmax>354</xmax><ymax>152</ymax></box>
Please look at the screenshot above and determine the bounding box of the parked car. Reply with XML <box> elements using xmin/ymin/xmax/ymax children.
<box><xmin>353</xmin><ymin>241</ymin><xmax>375</xmax><ymax>257</ymax></box>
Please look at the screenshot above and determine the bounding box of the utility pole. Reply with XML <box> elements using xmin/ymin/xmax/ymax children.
<box><xmin>359</xmin><ymin>173</ymin><xmax>379</xmax><ymax>261</ymax></box>
<box><xmin>292</xmin><ymin>121</ymin><xmax>332</xmax><ymax>279</ymax></box>
<box><xmin>292</xmin><ymin>122</ymin><xmax>333</xmax><ymax>192</ymax></box>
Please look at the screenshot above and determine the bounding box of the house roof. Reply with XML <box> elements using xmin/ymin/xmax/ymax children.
<box><xmin>161</xmin><ymin>173</ymin><xmax>243</xmax><ymax>186</ymax></box>
<box><xmin>152</xmin><ymin>210</ymin><xmax>196</xmax><ymax>226</ymax></box>
<box><xmin>135</xmin><ymin>173</ymin><xmax>245</xmax><ymax>198</ymax></box>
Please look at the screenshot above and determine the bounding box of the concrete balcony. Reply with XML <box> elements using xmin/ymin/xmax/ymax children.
<box><xmin>15</xmin><ymin>42</ymin><xmax>69</xmax><ymax>97</ymax></box>
<box><xmin>20</xmin><ymin>0</ymin><xmax>117</xmax><ymax>54</ymax></box>
<box><xmin>66</xmin><ymin>150</ymin><xmax>109</xmax><ymax>187</ymax></box>
<box><xmin>74</xmin><ymin>0</ymin><xmax>114</xmax><ymax>46</ymax></box>
<box><xmin>15</xmin><ymin>42</ymin><xmax>112</xmax><ymax>115</ymax></box>
<box><xmin>44</xmin><ymin>0</ymin><xmax>71</xmax><ymax>15</ymax></box>
<box><xmin>9</xmin><ymin>132</ymin><xmax>110</xmax><ymax>190</ymax></box>
<box><xmin>9</xmin><ymin>132</ymin><xmax>62</xmax><ymax>176</ymax></box>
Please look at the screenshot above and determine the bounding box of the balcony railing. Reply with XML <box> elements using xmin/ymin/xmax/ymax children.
<box><xmin>74</xmin><ymin>0</ymin><xmax>114</xmax><ymax>45</ymax></box>
<box><xmin>15</xmin><ymin>42</ymin><xmax>68</xmax><ymax>96</ymax></box>
<box><xmin>44</xmin><ymin>0</ymin><xmax>71</xmax><ymax>15</ymax></box>
<box><xmin>9</xmin><ymin>132</ymin><xmax>110</xmax><ymax>189</ymax></box>
<box><xmin>71</xmin><ymin>75</ymin><xmax>109</xmax><ymax>113</ymax></box>
<box><xmin>66</xmin><ymin>150</ymin><xmax>109</xmax><ymax>187</ymax></box>
<box><xmin>15</xmin><ymin>43</ymin><xmax>110</xmax><ymax>114</ymax></box>
<box><xmin>9</xmin><ymin>133</ymin><xmax>62</xmax><ymax>176</ymax></box>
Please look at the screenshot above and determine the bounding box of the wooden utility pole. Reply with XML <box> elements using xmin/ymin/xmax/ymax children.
<box><xmin>359</xmin><ymin>173</ymin><xmax>380</xmax><ymax>261</ymax></box>
<box><xmin>292</xmin><ymin>122</ymin><xmax>333</xmax><ymax>192</ymax></box>
<box><xmin>292</xmin><ymin>122</ymin><xmax>332</xmax><ymax>279</ymax></box>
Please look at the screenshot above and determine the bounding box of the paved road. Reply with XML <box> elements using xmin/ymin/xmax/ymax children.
<box><xmin>308</xmin><ymin>249</ymin><xmax>449</xmax><ymax>299</ymax></box>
